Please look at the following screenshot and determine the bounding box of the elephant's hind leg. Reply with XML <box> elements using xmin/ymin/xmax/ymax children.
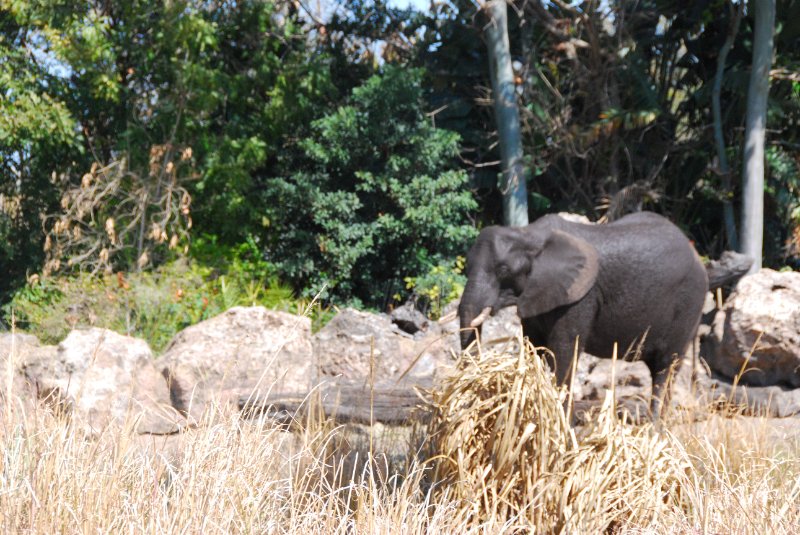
<box><xmin>644</xmin><ymin>343</ymin><xmax>690</xmax><ymax>422</ymax></box>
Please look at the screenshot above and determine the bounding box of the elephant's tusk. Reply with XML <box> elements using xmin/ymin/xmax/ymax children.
<box><xmin>470</xmin><ymin>307</ymin><xmax>492</xmax><ymax>328</ymax></box>
<box><xmin>438</xmin><ymin>310</ymin><xmax>457</xmax><ymax>324</ymax></box>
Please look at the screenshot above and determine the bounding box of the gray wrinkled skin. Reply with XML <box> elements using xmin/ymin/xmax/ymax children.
<box><xmin>459</xmin><ymin>212</ymin><xmax>708</xmax><ymax>419</ymax></box>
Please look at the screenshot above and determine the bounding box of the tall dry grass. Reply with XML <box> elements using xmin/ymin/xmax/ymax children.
<box><xmin>2</xmin><ymin>333</ymin><xmax>800</xmax><ymax>533</ymax></box>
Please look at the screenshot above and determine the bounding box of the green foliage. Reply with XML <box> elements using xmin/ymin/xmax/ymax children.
<box><xmin>765</xmin><ymin>145</ymin><xmax>800</xmax><ymax>265</ymax></box>
<box><xmin>4</xmin><ymin>257</ymin><xmax>300</xmax><ymax>353</ymax></box>
<box><xmin>5</xmin><ymin>0</ymin><xmax>800</xmax><ymax>324</ymax></box>
<box><xmin>190</xmin><ymin>234</ymin><xmax>279</xmax><ymax>287</ymax></box>
<box><xmin>264</xmin><ymin>66</ymin><xmax>477</xmax><ymax>306</ymax></box>
<box><xmin>190</xmin><ymin>1</ymin><xmax>337</xmax><ymax>243</ymax></box>
<box><xmin>402</xmin><ymin>256</ymin><xmax>466</xmax><ymax>319</ymax></box>
<box><xmin>0</xmin><ymin>11</ymin><xmax>82</xmax><ymax>302</ymax></box>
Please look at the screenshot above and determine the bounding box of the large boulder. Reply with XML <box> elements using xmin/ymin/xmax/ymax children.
<box><xmin>313</xmin><ymin>308</ymin><xmax>455</xmax><ymax>384</ymax></box>
<box><xmin>698</xmin><ymin>373</ymin><xmax>800</xmax><ymax>417</ymax></box>
<box><xmin>572</xmin><ymin>355</ymin><xmax>652</xmax><ymax>403</ymax></box>
<box><xmin>0</xmin><ymin>333</ymin><xmax>41</xmax><ymax>407</ymax></box>
<box><xmin>703</xmin><ymin>269</ymin><xmax>800</xmax><ymax>388</ymax></box>
<box><xmin>22</xmin><ymin>328</ymin><xmax>181</xmax><ymax>433</ymax></box>
<box><xmin>159</xmin><ymin>306</ymin><xmax>314</xmax><ymax>422</ymax></box>
<box><xmin>390</xmin><ymin>301</ymin><xmax>431</xmax><ymax>336</ymax></box>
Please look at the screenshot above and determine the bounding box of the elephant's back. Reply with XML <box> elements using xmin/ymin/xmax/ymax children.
<box><xmin>583</xmin><ymin>213</ymin><xmax>707</xmax><ymax>357</ymax></box>
<box><xmin>545</xmin><ymin>211</ymin><xmax>707</xmax><ymax>289</ymax></box>
<box><xmin>576</xmin><ymin>212</ymin><xmax>707</xmax><ymax>291</ymax></box>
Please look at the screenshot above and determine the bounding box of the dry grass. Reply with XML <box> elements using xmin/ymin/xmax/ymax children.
<box><xmin>2</xmin><ymin>335</ymin><xmax>800</xmax><ymax>533</ymax></box>
<box><xmin>425</xmin><ymin>338</ymin><xmax>687</xmax><ymax>532</ymax></box>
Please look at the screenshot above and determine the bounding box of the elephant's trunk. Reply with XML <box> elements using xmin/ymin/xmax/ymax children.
<box><xmin>458</xmin><ymin>275</ymin><xmax>498</xmax><ymax>349</ymax></box>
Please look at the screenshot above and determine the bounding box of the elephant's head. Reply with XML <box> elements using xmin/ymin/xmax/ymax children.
<box><xmin>458</xmin><ymin>225</ymin><xmax>599</xmax><ymax>349</ymax></box>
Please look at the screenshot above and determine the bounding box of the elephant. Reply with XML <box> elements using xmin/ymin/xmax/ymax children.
<box><xmin>458</xmin><ymin>211</ymin><xmax>709</xmax><ymax>419</ymax></box>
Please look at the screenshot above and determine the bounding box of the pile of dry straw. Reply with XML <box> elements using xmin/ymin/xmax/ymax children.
<box><xmin>425</xmin><ymin>338</ymin><xmax>687</xmax><ymax>532</ymax></box>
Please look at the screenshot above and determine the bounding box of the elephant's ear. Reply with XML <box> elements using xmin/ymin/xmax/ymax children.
<box><xmin>517</xmin><ymin>230</ymin><xmax>599</xmax><ymax>318</ymax></box>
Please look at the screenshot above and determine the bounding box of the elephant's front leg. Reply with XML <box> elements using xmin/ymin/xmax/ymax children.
<box><xmin>522</xmin><ymin>306</ymin><xmax>593</xmax><ymax>388</ymax></box>
<box><xmin>546</xmin><ymin>331</ymin><xmax>586</xmax><ymax>387</ymax></box>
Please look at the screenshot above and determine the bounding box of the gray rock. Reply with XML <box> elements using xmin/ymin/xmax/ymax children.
<box><xmin>572</xmin><ymin>354</ymin><xmax>652</xmax><ymax>403</ymax></box>
<box><xmin>390</xmin><ymin>301</ymin><xmax>429</xmax><ymax>335</ymax></box>
<box><xmin>557</xmin><ymin>212</ymin><xmax>593</xmax><ymax>224</ymax></box>
<box><xmin>700</xmin><ymin>375</ymin><xmax>800</xmax><ymax>417</ymax></box>
<box><xmin>313</xmin><ymin>308</ymin><xmax>456</xmax><ymax>384</ymax></box>
<box><xmin>23</xmin><ymin>328</ymin><xmax>182</xmax><ymax>433</ymax></box>
<box><xmin>0</xmin><ymin>333</ymin><xmax>41</xmax><ymax>407</ymax></box>
<box><xmin>479</xmin><ymin>306</ymin><xmax>524</xmax><ymax>343</ymax></box>
<box><xmin>703</xmin><ymin>269</ymin><xmax>800</xmax><ymax>388</ymax></box>
<box><xmin>159</xmin><ymin>306</ymin><xmax>314</xmax><ymax>423</ymax></box>
<box><xmin>705</xmin><ymin>250</ymin><xmax>754</xmax><ymax>290</ymax></box>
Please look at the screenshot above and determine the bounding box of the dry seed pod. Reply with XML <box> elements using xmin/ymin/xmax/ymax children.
<box><xmin>137</xmin><ymin>250</ymin><xmax>149</xmax><ymax>268</ymax></box>
<box><xmin>105</xmin><ymin>218</ymin><xmax>116</xmax><ymax>242</ymax></box>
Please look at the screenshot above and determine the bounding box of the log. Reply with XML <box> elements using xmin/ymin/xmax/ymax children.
<box><xmin>240</xmin><ymin>377</ymin><xmax>653</xmax><ymax>427</ymax></box>
<box><xmin>239</xmin><ymin>378</ymin><xmax>433</xmax><ymax>425</ymax></box>
<box><xmin>705</xmin><ymin>250</ymin><xmax>753</xmax><ymax>290</ymax></box>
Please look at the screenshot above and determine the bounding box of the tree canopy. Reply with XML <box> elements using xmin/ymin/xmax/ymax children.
<box><xmin>2</xmin><ymin>0</ymin><xmax>799</xmax><ymax>313</ymax></box>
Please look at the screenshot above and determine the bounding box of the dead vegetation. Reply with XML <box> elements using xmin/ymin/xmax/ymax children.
<box><xmin>2</xmin><ymin>335</ymin><xmax>800</xmax><ymax>533</ymax></box>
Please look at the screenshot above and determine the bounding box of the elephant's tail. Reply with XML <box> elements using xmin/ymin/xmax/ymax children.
<box><xmin>705</xmin><ymin>251</ymin><xmax>753</xmax><ymax>290</ymax></box>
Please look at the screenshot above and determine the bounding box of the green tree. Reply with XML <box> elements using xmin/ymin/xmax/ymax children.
<box><xmin>0</xmin><ymin>7</ymin><xmax>81</xmax><ymax>300</ymax></box>
<box><xmin>263</xmin><ymin>66</ymin><xmax>477</xmax><ymax>306</ymax></box>
<box><xmin>3</xmin><ymin>0</ymin><xmax>219</xmax><ymax>274</ymax></box>
<box><xmin>190</xmin><ymin>0</ymin><xmax>338</xmax><ymax>243</ymax></box>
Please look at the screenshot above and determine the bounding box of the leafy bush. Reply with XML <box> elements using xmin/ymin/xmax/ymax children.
<box><xmin>765</xmin><ymin>146</ymin><xmax>800</xmax><ymax>266</ymax></box>
<box><xmin>402</xmin><ymin>256</ymin><xmax>466</xmax><ymax>318</ymax></box>
<box><xmin>263</xmin><ymin>66</ymin><xmax>477</xmax><ymax>307</ymax></box>
<box><xmin>3</xmin><ymin>249</ymin><xmax>315</xmax><ymax>352</ymax></box>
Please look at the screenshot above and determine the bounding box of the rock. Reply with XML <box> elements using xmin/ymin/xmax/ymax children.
<box><xmin>699</xmin><ymin>374</ymin><xmax>800</xmax><ymax>417</ymax></box>
<box><xmin>0</xmin><ymin>333</ymin><xmax>41</xmax><ymax>406</ymax></box>
<box><xmin>705</xmin><ymin>251</ymin><xmax>754</xmax><ymax>290</ymax></box>
<box><xmin>159</xmin><ymin>306</ymin><xmax>314</xmax><ymax>423</ymax></box>
<box><xmin>313</xmin><ymin>308</ymin><xmax>456</xmax><ymax>384</ymax></box>
<box><xmin>572</xmin><ymin>354</ymin><xmax>652</xmax><ymax>402</ymax></box>
<box><xmin>703</xmin><ymin>269</ymin><xmax>800</xmax><ymax>388</ymax></box>
<box><xmin>390</xmin><ymin>301</ymin><xmax>429</xmax><ymax>335</ymax></box>
<box><xmin>479</xmin><ymin>306</ymin><xmax>523</xmax><ymax>343</ymax></box>
<box><xmin>22</xmin><ymin>328</ymin><xmax>181</xmax><ymax>433</ymax></box>
<box><xmin>557</xmin><ymin>212</ymin><xmax>593</xmax><ymax>224</ymax></box>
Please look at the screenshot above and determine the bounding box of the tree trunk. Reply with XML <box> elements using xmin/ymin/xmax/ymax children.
<box><xmin>712</xmin><ymin>1</ymin><xmax>742</xmax><ymax>251</ymax></box>
<box><xmin>484</xmin><ymin>0</ymin><xmax>529</xmax><ymax>227</ymax></box>
<box><xmin>741</xmin><ymin>0</ymin><xmax>775</xmax><ymax>272</ymax></box>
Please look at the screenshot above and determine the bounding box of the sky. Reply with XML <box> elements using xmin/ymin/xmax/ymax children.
<box><xmin>386</xmin><ymin>0</ymin><xmax>431</xmax><ymax>12</ymax></box>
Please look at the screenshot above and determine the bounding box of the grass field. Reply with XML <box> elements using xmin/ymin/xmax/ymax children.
<box><xmin>2</xmin><ymin>338</ymin><xmax>800</xmax><ymax>533</ymax></box>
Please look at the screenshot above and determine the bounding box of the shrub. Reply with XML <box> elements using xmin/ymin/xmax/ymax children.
<box><xmin>3</xmin><ymin>251</ymin><xmax>305</xmax><ymax>352</ymax></box>
<box><xmin>402</xmin><ymin>256</ymin><xmax>466</xmax><ymax>318</ymax></box>
<box><xmin>263</xmin><ymin>65</ymin><xmax>477</xmax><ymax>307</ymax></box>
